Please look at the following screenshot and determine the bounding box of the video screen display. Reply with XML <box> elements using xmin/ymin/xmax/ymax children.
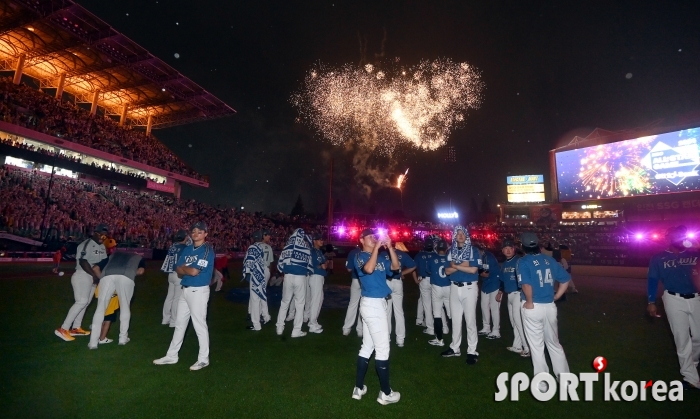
<box><xmin>556</xmin><ymin>127</ymin><xmax>700</xmax><ymax>201</ymax></box>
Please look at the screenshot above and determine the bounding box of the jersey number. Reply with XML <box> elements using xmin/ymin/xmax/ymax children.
<box><xmin>536</xmin><ymin>269</ymin><xmax>553</xmax><ymax>287</ymax></box>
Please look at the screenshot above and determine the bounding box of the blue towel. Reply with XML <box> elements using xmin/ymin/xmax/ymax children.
<box><xmin>243</xmin><ymin>243</ymin><xmax>267</xmax><ymax>301</ymax></box>
<box><xmin>450</xmin><ymin>225</ymin><xmax>473</xmax><ymax>262</ymax></box>
<box><xmin>278</xmin><ymin>228</ymin><xmax>312</xmax><ymax>274</ymax></box>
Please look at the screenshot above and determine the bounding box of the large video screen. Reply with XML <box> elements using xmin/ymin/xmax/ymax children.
<box><xmin>556</xmin><ymin>127</ymin><xmax>700</xmax><ymax>201</ymax></box>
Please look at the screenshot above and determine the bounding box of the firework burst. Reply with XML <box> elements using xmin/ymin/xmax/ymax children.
<box><xmin>576</xmin><ymin>137</ymin><xmax>655</xmax><ymax>196</ymax></box>
<box><xmin>291</xmin><ymin>59</ymin><xmax>484</xmax><ymax>154</ymax></box>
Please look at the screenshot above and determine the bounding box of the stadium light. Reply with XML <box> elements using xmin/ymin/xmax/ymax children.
<box><xmin>635</xmin><ymin>233</ymin><xmax>643</xmax><ymax>240</ymax></box>
<box><xmin>689</xmin><ymin>232</ymin><xmax>696</xmax><ymax>239</ymax></box>
<box><xmin>338</xmin><ymin>226</ymin><xmax>346</xmax><ymax>236</ymax></box>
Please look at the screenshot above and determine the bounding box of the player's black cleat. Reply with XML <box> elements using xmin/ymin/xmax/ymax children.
<box><xmin>466</xmin><ymin>354</ymin><xmax>479</xmax><ymax>365</ymax></box>
<box><xmin>441</xmin><ymin>348</ymin><xmax>461</xmax><ymax>357</ymax></box>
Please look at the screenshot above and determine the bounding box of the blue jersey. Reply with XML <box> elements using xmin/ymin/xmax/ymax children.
<box><xmin>355</xmin><ymin>251</ymin><xmax>393</xmax><ymax>298</ymax></box>
<box><xmin>647</xmin><ymin>250</ymin><xmax>699</xmax><ymax>303</ymax></box>
<box><xmin>311</xmin><ymin>247</ymin><xmax>327</xmax><ymax>277</ymax></box>
<box><xmin>480</xmin><ymin>251</ymin><xmax>502</xmax><ymax>294</ymax></box>
<box><xmin>500</xmin><ymin>255</ymin><xmax>520</xmax><ymax>293</ymax></box>
<box><xmin>428</xmin><ymin>253</ymin><xmax>451</xmax><ymax>287</ymax></box>
<box><xmin>346</xmin><ymin>248</ymin><xmax>361</xmax><ymax>279</ymax></box>
<box><xmin>177</xmin><ymin>242</ymin><xmax>215</xmax><ymax>287</ymax></box>
<box><xmin>382</xmin><ymin>249</ymin><xmax>416</xmax><ymax>280</ymax></box>
<box><xmin>415</xmin><ymin>250</ymin><xmax>434</xmax><ymax>277</ymax></box>
<box><xmin>447</xmin><ymin>245</ymin><xmax>481</xmax><ymax>283</ymax></box>
<box><xmin>517</xmin><ymin>253</ymin><xmax>571</xmax><ymax>303</ymax></box>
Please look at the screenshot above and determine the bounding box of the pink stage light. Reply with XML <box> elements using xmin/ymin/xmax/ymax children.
<box><xmin>635</xmin><ymin>233</ymin><xmax>643</xmax><ymax>240</ymax></box>
<box><xmin>689</xmin><ymin>232</ymin><xmax>696</xmax><ymax>239</ymax></box>
<box><xmin>652</xmin><ymin>233</ymin><xmax>659</xmax><ymax>239</ymax></box>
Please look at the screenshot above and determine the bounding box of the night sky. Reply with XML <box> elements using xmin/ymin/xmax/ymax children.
<box><xmin>79</xmin><ymin>0</ymin><xmax>700</xmax><ymax>219</ymax></box>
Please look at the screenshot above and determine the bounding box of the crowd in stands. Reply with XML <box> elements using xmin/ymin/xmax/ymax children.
<box><xmin>0</xmin><ymin>78</ymin><xmax>203</xmax><ymax>181</ymax></box>
<box><xmin>0</xmin><ymin>136</ymin><xmax>166</xmax><ymax>184</ymax></box>
<box><xmin>0</xmin><ymin>165</ymin><xmax>325</xmax><ymax>252</ymax></box>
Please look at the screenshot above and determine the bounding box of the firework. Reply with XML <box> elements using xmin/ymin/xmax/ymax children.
<box><xmin>576</xmin><ymin>137</ymin><xmax>654</xmax><ymax>197</ymax></box>
<box><xmin>396</xmin><ymin>168</ymin><xmax>409</xmax><ymax>189</ymax></box>
<box><xmin>291</xmin><ymin>59</ymin><xmax>484</xmax><ymax>154</ymax></box>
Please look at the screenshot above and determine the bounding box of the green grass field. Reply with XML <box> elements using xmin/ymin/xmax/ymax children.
<box><xmin>0</xmin><ymin>261</ymin><xmax>696</xmax><ymax>418</ymax></box>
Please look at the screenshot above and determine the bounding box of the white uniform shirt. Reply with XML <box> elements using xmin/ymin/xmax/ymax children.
<box><xmin>259</xmin><ymin>242</ymin><xmax>274</xmax><ymax>268</ymax></box>
<box><xmin>75</xmin><ymin>238</ymin><xmax>107</xmax><ymax>274</ymax></box>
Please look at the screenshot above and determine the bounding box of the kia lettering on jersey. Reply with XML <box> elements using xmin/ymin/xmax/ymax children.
<box><xmin>663</xmin><ymin>257</ymin><xmax>698</xmax><ymax>268</ymax></box>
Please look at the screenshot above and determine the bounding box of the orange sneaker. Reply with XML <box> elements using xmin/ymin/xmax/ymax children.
<box><xmin>69</xmin><ymin>327</ymin><xmax>91</xmax><ymax>336</ymax></box>
<box><xmin>55</xmin><ymin>328</ymin><xmax>75</xmax><ymax>341</ymax></box>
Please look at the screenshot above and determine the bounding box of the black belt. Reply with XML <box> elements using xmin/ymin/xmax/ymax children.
<box><xmin>181</xmin><ymin>285</ymin><xmax>192</xmax><ymax>289</ymax></box>
<box><xmin>668</xmin><ymin>291</ymin><xmax>699</xmax><ymax>299</ymax></box>
<box><xmin>452</xmin><ymin>282</ymin><xmax>473</xmax><ymax>287</ymax></box>
<box><xmin>385</xmin><ymin>295</ymin><xmax>392</xmax><ymax>301</ymax></box>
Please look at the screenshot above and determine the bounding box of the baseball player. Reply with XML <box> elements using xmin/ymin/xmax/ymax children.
<box><xmin>427</xmin><ymin>239</ymin><xmax>452</xmax><ymax>346</ymax></box>
<box><xmin>352</xmin><ymin>228</ymin><xmax>401</xmax><ymax>405</ymax></box>
<box><xmin>442</xmin><ymin>225</ymin><xmax>481</xmax><ymax>365</ymax></box>
<box><xmin>647</xmin><ymin>226</ymin><xmax>700</xmax><ymax>390</ymax></box>
<box><xmin>153</xmin><ymin>221</ymin><xmax>215</xmax><ymax>371</ymax></box>
<box><xmin>382</xmin><ymin>242</ymin><xmax>415</xmax><ymax>347</ymax></box>
<box><xmin>500</xmin><ymin>239</ymin><xmax>529</xmax><ymax>357</ymax></box>
<box><xmin>477</xmin><ymin>246</ymin><xmax>503</xmax><ymax>339</ymax></box>
<box><xmin>54</xmin><ymin>224</ymin><xmax>109</xmax><ymax>342</ymax></box>
<box><xmin>303</xmin><ymin>232</ymin><xmax>327</xmax><ymax>333</ymax></box>
<box><xmin>244</xmin><ymin>229</ymin><xmax>274</xmax><ymax>331</ymax></box>
<box><xmin>342</xmin><ymin>243</ymin><xmax>363</xmax><ymax>337</ymax></box>
<box><xmin>93</xmin><ymin>282</ymin><xmax>119</xmax><ymax>344</ymax></box>
<box><xmin>276</xmin><ymin>228</ymin><xmax>312</xmax><ymax>338</ymax></box>
<box><xmin>161</xmin><ymin>230</ymin><xmax>189</xmax><ymax>327</ymax></box>
<box><xmin>415</xmin><ymin>240</ymin><xmax>436</xmax><ymax>334</ymax></box>
<box><xmin>88</xmin><ymin>251</ymin><xmax>146</xmax><ymax>349</ymax></box>
<box><xmin>518</xmin><ymin>231</ymin><xmax>571</xmax><ymax>391</ymax></box>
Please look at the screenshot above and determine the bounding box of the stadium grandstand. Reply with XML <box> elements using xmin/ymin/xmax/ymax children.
<box><xmin>0</xmin><ymin>0</ymin><xmax>235</xmax><ymax>196</ymax></box>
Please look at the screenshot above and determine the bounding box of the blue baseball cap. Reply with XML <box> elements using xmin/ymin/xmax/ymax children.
<box><xmin>190</xmin><ymin>221</ymin><xmax>208</xmax><ymax>232</ymax></box>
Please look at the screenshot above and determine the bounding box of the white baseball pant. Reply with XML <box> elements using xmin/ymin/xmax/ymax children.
<box><xmin>249</xmin><ymin>268</ymin><xmax>271</xmax><ymax>330</ymax></box>
<box><xmin>61</xmin><ymin>270</ymin><xmax>95</xmax><ymax>330</ymax></box>
<box><xmin>481</xmin><ymin>290</ymin><xmax>501</xmax><ymax>335</ymax></box>
<box><xmin>521</xmin><ymin>301</ymin><xmax>570</xmax><ymax>378</ymax></box>
<box><xmin>431</xmin><ymin>284</ymin><xmax>451</xmax><ymax>332</ymax></box>
<box><xmin>449</xmin><ymin>282</ymin><xmax>479</xmax><ymax>355</ymax></box>
<box><xmin>385</xmin><ymin>279</ymin><xmax>406</xmax><ymax>345</ymax></box>
<box><xmin>358</xmin><ymin>297</ymin><xmax>391</xmax><ymax>361</ymax></box>
<box><xmin>276</xmin><ymin>274</ymin><xmax>306</xmax><ymax>336</ymax></box>
<box><xmin>661</xmin><ymin>290</ymin><xmax>700</xmax><ymax>386</ymax></box>
<box><xmin>304</xmin><ymin>274</ymin><xmax>325</xmax><ymax>331</ymax></box>
<box><xmin>507</xmin><ymin>292</ymin><xmax>528</xmax><ymax>352</ymax></box>
<box><xmin>89</xmin><ymin>274</ymin><xmax>135</xmax><ymax>347</ymax></box>
<box><xmin>418</xmin><ymin>277</ymin><xmax>434</xmax><ymax>332</ymax></box>
<box><xmin>165</xmin><ymin>285</ymin><xmax>210</xmax><ymax>363</ymax></box>
<box><xmin>342</xmin><ymin>278</ymin><xmax>363</xmax><ymax>336</ymax></box>
<box><xmin>162</xmin><ymin>272</ymin><xmax>182</xmax><ymax>326</ymax></box>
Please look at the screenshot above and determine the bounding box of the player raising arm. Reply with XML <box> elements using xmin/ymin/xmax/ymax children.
<box><xmin>352</xmin><ymin>228</ymin><xmax>401</xmax><ymax>405</ymax></box>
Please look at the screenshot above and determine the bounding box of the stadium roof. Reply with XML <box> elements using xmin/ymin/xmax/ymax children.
<box><xmin>0</xmin><ymin>0</ymin><xmax>236</xmax><ymax>129</ymax></box>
